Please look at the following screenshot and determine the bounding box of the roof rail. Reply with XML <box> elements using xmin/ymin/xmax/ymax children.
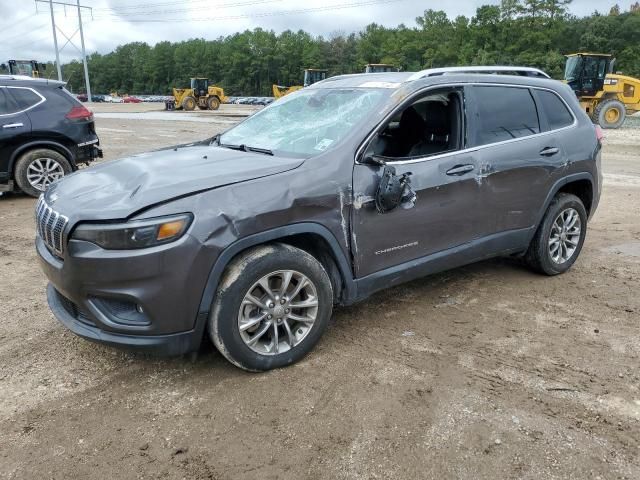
<box><xmin>407</xmin><ymin>66</ymin><xmax>550</xmax><ymax>81</ymax></box>
<box><xmin>0</xmin><ymin>74</ymin><xmax>37</xmax><ymax>81</ymax></box>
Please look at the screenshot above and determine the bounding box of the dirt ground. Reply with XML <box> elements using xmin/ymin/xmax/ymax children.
<box><xmin>0</xmin><ymin>106</ymin><xmax>639</xmax><ymax>479</ymax></box>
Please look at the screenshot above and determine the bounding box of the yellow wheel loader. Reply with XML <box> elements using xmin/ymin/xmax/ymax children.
<box><xmin>565</xmin><ymin>53</ymin><xmax>640</xmax><ymax>129</ymax></box>
<box><xmin>172</xmin><ymin>78</ymin><xmax>228</xmax><ymax>111</ymax></box>
<box><xmin>272</xmin><ymin>68</ymin><xmax>328</xmax><ymax>99</ymax></box>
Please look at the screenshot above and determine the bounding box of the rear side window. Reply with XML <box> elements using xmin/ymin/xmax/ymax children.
<box><xmin>8</xmin><ymin>87</ymin><xmax>42</xmax><ymax>110</ymax></box>
<box><xmin>0</xmin><ymin>88</ymin><xmax>19</xmax><ymax>115</ymax></box>
<box><xmin>472</xmin><ymin>86</ymin><xmax>540</xmax><ymax>146</ymax></box>
<box><xmin>0</xmin><ymin>89</ymin><xmax>10</xmax><ymax>114</ymax></box>
<box><xmin>536</xmin><ymin>90</ymin><xmax>574</xmax><ymax>130</ymax></box>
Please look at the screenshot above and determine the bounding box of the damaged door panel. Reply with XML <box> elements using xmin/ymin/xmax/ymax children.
<box><xmin>351</xmin><ymin>152</ymin><xmax>482</xmax><ymax>277</ymax></box>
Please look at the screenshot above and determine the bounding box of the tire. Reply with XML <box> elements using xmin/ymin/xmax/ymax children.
<box><xmin>525</xmin><ymin>193</ymin><xmax>587</xmax><ymax>276</ymax></box>
<box><xmin>209</xmin><ymin>243</ymin><xmax>333</xmax><ymax>372</ymax></box>
<box><xmin>14</xmin><ymin>148</ymin><xmax>72</xmax><ymax>197</ymax></box>
<box><xmin>182</xmin><ymin>96</ymin><xmax>197</xmax><ymax>111</ymax></box>
<box><xmin>594</xmin><ymin>99</ymin><xmax>626</xmax><ymax>129</ymax></box>
<box><xmin>207</xmin><ymin>96</ymin><xmax>221</xmax><ymax>110</ymax></box>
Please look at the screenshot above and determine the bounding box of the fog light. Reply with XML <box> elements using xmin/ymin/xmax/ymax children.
<box><xmin>136</xmin><ymin>304</ymin><xmax>144</xmax><ymax>314</ymax></box>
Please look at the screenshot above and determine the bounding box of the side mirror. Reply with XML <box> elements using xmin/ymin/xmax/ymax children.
<box><xmin>375</xmin><ymin>165</ymin><xmax>415</xmax><ymax>213</ymax></box>
<box><xmin>361</xmin><ymin>153</ymin><xmax>387</xmax><ymax>166</ymax></box>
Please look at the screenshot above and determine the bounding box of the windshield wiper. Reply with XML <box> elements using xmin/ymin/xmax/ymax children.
<box><xmin>246</xmin><ymin>146</ymin><xmax>273</xmax><ymax>156</ymax></box>
<box><xmin>218</xmin><ymin>142</ymin><xmax>273</xmax><ymax>156</ymax></box>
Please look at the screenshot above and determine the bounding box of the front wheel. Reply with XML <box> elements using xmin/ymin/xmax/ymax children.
<box><xmin>14</xmin><ymin>149</ymin><xmax>72</xmax><ymax>197</ymax></box>
<box><xmin>207</xmin><ymin>96</ymin><xmax>221</xmax><ymax>110</ymax></box>
<box><xmin>209</xmin><ymin>243</ymin><xmax>333</xmax><ymax>371</ymax></box>
<box><xmin>525</xmin><ymin>193</ymin><xmax>587</xmax><ymax>275</ymax></box>
<box><xmin>594</xmin><ymin>99</ymin><xmax>626</xmax><ymax>129</ymax></box>
<box><xmin>182</xmin><ymin>96</ymin><xmax>197</xmax><ymax>111</ymax></box>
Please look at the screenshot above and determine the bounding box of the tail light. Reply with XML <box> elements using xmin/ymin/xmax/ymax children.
<box><xmin>595</xmin><ymin>124</ymin><xmax>604</xmax><ymax>144</ymax></box>
<box><xmin>66</xmin><ymin>105</ymin><xmax>93</xmax><ymax>121</ymax></box>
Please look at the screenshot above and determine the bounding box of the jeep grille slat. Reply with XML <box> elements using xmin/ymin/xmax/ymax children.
<box><xmin>35</xmin><ymin>196</ymin><xmax>69</xmax><ymax>258</ymax></box>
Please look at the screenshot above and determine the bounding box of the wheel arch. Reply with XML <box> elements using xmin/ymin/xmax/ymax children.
<box><xmin>197</xmin><ymin>223</ymin><xmax>356</xmax><ymax>318</ymax></box>
<box><xmin>9</xmin><ymin>140</ymin><xmax>75</xmax><ymax>176</ymax></box>
<box><xmin>528</xmin><ymin>173</ymin><xmax>595</xmax><ymax>245</ymax></box>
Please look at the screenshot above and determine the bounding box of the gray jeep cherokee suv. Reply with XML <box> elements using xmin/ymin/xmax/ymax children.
<box><xmin>36</xmin><ymin>69</ymin><xmax>602</xmax><ymax>371</ymax></box>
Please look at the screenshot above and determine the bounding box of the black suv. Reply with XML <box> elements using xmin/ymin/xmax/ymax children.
<box><xmin>0</xmin><ymin>75</ymin><xmax>102</xmax><ymax>197</ymax></box>
<box><xmin>36</xmin><ymin>68</ymin><xmax>602</xmax><ymax>371</ymax></box>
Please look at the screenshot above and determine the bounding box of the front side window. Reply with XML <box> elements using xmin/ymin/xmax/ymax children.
<box><xmin>536</xmin><ymin>90</ymin><xmax>574</xmax><ymax>131</ymax></box>
<box><xmin>471</xmin><ymin>86</ymin><xmax>540</xmax><ymax>146</ymax></box>
<box><xmin>8</xmin><ymin>87</ymin><xmax>41</xmax><ymax>110</ymax></box>
<box><xmin>219</xmin><ymin>88</ymin><xmax>387</xmax><ymax>157</ymax></box>
<box><xmin>365</xmin><ymin>89</ymin><xmax>464</xmax><ymax>160</ymax></box>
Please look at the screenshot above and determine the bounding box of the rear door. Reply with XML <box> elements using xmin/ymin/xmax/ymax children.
<box><xmin>467</xmin><ymin>85</ymin><xmax>570</xmax><ymax>236</ymax></box>
<box><xmin>0</xmin><ymin>87</ymin><xmax>32</xmax><ymax>180</ymax></box>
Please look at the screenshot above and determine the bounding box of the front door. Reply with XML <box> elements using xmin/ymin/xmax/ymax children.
<box><xmin>351</xmin><ymin>87</ymin><xmax>485</xmax><ymax>278</ymax></box>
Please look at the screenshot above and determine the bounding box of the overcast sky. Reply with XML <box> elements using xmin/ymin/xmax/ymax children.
<box><xmin>0</xmin><ymin>0</ymin><xmax>633</xmax><ymax>64</ymax></box>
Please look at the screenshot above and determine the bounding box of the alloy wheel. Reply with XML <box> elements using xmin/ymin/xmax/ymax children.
<box><xmin>238</xmin><ymin>270</ymin><xmax>319</xmax><ymax>355</ymax></box>
<box><xmin>26</xmin><ymin>157</ymin><xmax>65</xmax><ymax>191</ymax></box>
<box><xmin>548</xmin><ymin>207</ymin><xmax>582</xmax><ymax>264</ymax></box>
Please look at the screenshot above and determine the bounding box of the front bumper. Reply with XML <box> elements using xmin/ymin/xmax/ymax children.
<box><xmin>37</xmin><ymin>232</ymin><xmax>213</xmax><ymax>356</ymax></box>
<box><xmin>47</xmin><ymin>284</ymin><xmax>204</xmax><ymax>355</ymax></box>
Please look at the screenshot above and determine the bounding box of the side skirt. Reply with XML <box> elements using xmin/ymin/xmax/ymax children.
<box><xmin>350</xmin><ymin>227</ymin><xmax>533</xmax><ymax>303</ymax></box>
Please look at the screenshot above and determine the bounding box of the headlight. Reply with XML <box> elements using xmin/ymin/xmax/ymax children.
<box><xmin>71</xmin><ymin>213</ymin><xmax>193</xmax><ymax>250</ymax></box>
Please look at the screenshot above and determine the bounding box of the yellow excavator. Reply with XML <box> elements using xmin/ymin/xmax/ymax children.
<box><xmin>2</xmin><ymin>60</ymin><xmax>44</xmax><ymax>78</ymax></box>
<box><xmin>172</xmin><ymin>78</ymin><xmax>228</xmax><ymax>111</ymax></box>
<box><xmin>272</xmin><ymin>68</ymin><xmax>328</xmax><ymax>99</ymax></box>
<box><xmin>565</xmin><ymin>53</ymin><xmax>640</xmax><ymax>129</ymax></box>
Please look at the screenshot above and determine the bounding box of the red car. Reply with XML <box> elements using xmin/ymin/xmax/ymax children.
<box><xmin>123</xmin><ymin>96</ymin><xmax>142</xmax><ymax>103</ymax></box>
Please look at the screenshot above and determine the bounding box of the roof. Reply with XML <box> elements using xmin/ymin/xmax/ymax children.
<box><xmin>312</xmin><ymin>69</ymin><xmax>565</xmax><ymax>98</ymax></box>
<box><xmin>0</xmin><ymin>75</ymin><xmax>65</xmax><ymax>87</ymax></box>
<box><xmin>314</xmin><ymin>65</ymin><xmax>552</xmax><ymax>90</ymax></box>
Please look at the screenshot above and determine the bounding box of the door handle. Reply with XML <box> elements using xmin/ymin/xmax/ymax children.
<box><xmin>446</xmin><ymin>164</ymin><xmax>475</xmax><ymax>176</ymax></box>
<box><xmin>540</xmin><ymin>147</ymin><xmax>560</xmax><ymax>157</ymax></box>
<box><xmin>2</xmin><ymin>123</ymin><xmax>23</xmax><ymax>129</ymax></box>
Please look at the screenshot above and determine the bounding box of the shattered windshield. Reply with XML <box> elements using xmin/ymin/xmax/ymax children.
<box><xmin>564</xmin><ymin>56</ymin><xmax>582</xmax><ymax>81</ymax></box>
<box><xmin>219</xmin><ymin>88</ymin><xmax>387</xmax><ymax>157</ymax></box>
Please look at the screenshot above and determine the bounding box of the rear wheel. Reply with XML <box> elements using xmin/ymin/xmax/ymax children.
<box><xmin>182</xmin><ymin>96</ymin><xmax>197</xmax><ymax>111</ymax></box>
<box><xmin>207</xmin><ymin>96</ymin><xmax>221</xmax><ymax>110</ymax></box>
<box><xmin>525</xmin><ymin>193</ymin><xmax>587</xmax><ymax>275</ymax></box>
<box><xmin>14</xmin><ymin>148</ymin><xmax>72</xmax><ymax>197</ymax></box>
<box><xmin>594</xmin><ymin>99</ymin><xmax>626</xmax><ymax>129</ymax></box>
<box><xmin>209</xmin><ymin>243</ymin><xmax>333</xmax><ymax>372</ymax></box>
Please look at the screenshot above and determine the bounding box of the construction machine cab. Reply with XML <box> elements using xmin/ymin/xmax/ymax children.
<box><xmin>365</xmin><ymin>64</ymin><xmax>399</xmax><ymax>73</ymax></box>
<box><xmin>2</xmin><ymin>60</ymin><xmax>44</xmax><ymax>78</ymax></box>
<box><xmin>564</xmin><ymin>53</ymin><xmax>615</xmax><ymax>97</ymax></box>
<box><xmin>190</xmin><ymin>78</ymin><xmax>209</xmax><ymax>98</ymax></box>
<box><xmin>303</xmin><ymin>69</ymin><xmax>327</xmax><ymax>87</ymax></box>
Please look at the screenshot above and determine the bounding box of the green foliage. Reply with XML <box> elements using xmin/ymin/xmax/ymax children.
<box><xmin>59</xmin><ymin>0</ymin><xmax>640</xmax><ymax>95</ymax></box>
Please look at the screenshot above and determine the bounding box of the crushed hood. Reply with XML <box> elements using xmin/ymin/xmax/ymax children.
<box><xmin>45</xmin><ymin>145</ymin><xmax>305</xmax><ymax>221</ymax></box>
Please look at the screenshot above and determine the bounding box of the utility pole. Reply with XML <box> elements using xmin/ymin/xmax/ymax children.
<box><xmin>37</xmin><ymin>0</ymin><xmax>92</xmax><ymax>99</ymax></box>
<box><xmin>48</xmin><ymin>0</ymin><xmax>62</xmax><ymax>81</ymax></box>
<box><xmin>76</xmin><ymin>0</ymin><xmax>91</xmax><ymax>101</ymax></box>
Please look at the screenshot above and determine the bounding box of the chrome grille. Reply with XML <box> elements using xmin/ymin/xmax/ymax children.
<box><xmin>35</xmin><ymin>196</ymin><xmax>69</xmax><ymax>257</ymax></box>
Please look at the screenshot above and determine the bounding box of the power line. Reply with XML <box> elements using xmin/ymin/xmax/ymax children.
<box><xmin>94</xmin><ymin>0</ymin><xmax>277</xmax><ymax>12</ymax></box>
<box><xmin>93</xmin><ymin>0</ymin><xmax>408</xmax><ymax>22</ymax></box>
<box><xmin>2</xmin><ymin>10</ymin><xmax>48</xmax><ymax>35</ymax></box>
<box><xmin>95</xmin><ymin>0</ymin><xmax>283</xmax><ymax>16</ymax></box>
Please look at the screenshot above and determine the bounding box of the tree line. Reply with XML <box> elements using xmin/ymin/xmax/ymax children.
<box><xmin>52</xmin><ymin>0</ymin><xmax>640</xmax><ymax>96</ymax></box>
